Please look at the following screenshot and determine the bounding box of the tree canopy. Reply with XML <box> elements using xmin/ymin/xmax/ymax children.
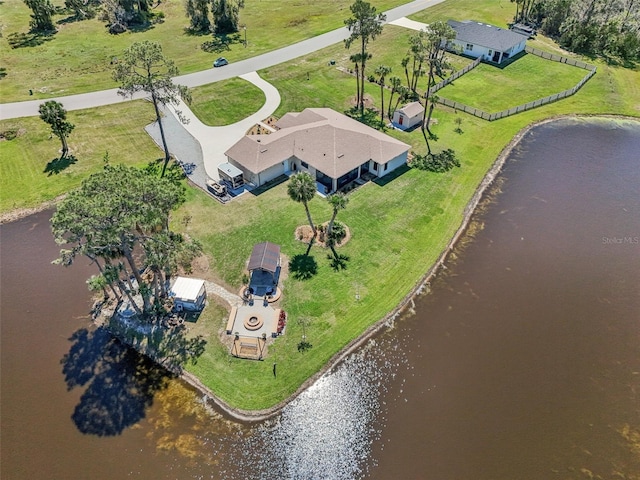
<box><xmin>23</xmin><ymin>0</ymin><xmax>56</xmax><ymax>32</ymax></box>
<box><xmin>113</xmin><ymin>41</ymin><xmax>191</xmax><ymax>178</ymax></box>
<box><xmin>519</xmin><ymin>0</ymin><xmax>640</xmax><ymax>61</ymax></box>
<box><xmin>38</xmin><ymin>100</ymin><xmax>75</xmax><ymax>158</ymax></box>
<box><xmin>52</xmin><ymin>164</ymin><xmax>201</xmax><ymax>316</ymax></box>
<box><xmin>212</xmin><ymin>0</ymin><xmax>245</xmax><ymax>34</ymax></box>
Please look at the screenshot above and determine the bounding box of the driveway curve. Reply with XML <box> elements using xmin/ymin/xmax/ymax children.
<box><xmin>146</xmin><ymin>71</ymin><xmax>280</xmax><ymax>188</ymax></box>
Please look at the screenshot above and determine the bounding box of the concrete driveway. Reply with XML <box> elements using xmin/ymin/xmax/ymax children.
<box><xmin>146</xmin><ymin>71</ymin><xmax>281</xmax><ymax>190</ymax></box>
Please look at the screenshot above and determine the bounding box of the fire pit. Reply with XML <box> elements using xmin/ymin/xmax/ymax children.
<box><xmin>244</xmin><ymin>315</ymin><xmax>263</xmax><ymax>331</ymax></box>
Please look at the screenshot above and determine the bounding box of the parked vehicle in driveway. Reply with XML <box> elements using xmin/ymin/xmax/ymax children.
<box><xmin>213</xmin><ymin>57</ymin><xmax>228</xmax><ymax>67</ymax></box>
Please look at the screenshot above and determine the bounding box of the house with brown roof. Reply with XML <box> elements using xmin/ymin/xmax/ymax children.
<box><xmin>224</xmin><ymin>108</ymin><xmax>410</xmax><ymax>193</ymax></box>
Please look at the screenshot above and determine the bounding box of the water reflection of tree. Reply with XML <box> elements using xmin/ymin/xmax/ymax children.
<box><xmin>61</xmin><ymin>326</ymin><xmax>205</xmax><ymax>436</ymax></box>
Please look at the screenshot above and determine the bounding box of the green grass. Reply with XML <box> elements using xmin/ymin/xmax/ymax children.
<box><xmin>0</xmin><ymin>100</ymin><xmax>161</xmax><ymax>212</ymax></box>
<box><xmin>438</xmin><ymin>53</ymin><xmax>590</xmax><ymax>113</ymax></box>
<box><xmin>0</xmin><ymin>0</ymin><xmax>407</xmax><ymax>102</ymax></box>
<box><xmin>1</xmin><ymin>0</ymin><xmax>639</xmax><ymax>410</ymax></box>
<box><xmin>410</xmin><ymin>0</ymin><xmax>515</xmax><ymax>27</ymax></box>
<box><xmin>190</xmin><ymin>78</ymin><xmax>265</xmax><ymax>126</ymax></box>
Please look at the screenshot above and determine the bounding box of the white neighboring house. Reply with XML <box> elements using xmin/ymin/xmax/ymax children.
<box><xmin>169</xmin><ymin>277</ymin><xmax>206</xmax><ymax>312</ymax></box>
<box><xmin>447</xmin><ymin>20</ymin><xmax>528</xmax><ymax>64</ymax></box>
<box><xmin>224</xmin><ymin>108</ymin><xmax>410</xmax><ymax>194</ymax></box>
<box><xmin>392</xmin><ymin>101</ymin><xmax>425</xmax><ymax>130</ymax></box>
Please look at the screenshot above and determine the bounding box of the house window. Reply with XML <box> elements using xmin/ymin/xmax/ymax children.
<box><xmin>372</xmin><ymin>162</ymin><xmax>378</xmax><ymax>172</ymax></box>
<box><xmin>466</xmin><ymin>43</ymin><xmax>473</xmax><ymax>51</ymax></box>
<box><xmin>384</xmin><ymin>163</ymin><xmax>388</xmax><ymax>171</ymax></box>
<box><xmin>301</xmin><ymin>161</ymin><xmax>309</xmax><ymax>169</ymax></box>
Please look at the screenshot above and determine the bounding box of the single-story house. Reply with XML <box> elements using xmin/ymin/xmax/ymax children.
<box><xmin>392</xmin><ymin>101</ymin><xmax>424</xmax><ymax>130</ymax></box>
<box><xmin>169</xmin><ymin>276</ymin><xmax>206</xmax><ymax>312</ymax></box>
<box><xmin>224</xmin><ymin>108</ymin><xmax>411</xmax><ymax>193</ymax></box>
<box><xmin>447</xmin><ymin>20</ymin><xmax>528</xmax><ymax>64</ymax></box>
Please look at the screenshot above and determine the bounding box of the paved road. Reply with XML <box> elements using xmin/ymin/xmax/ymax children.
<box><xmin>0</xmin><ymin>0</ymin><xmax>444</xmax><ymax>120</ymax></box>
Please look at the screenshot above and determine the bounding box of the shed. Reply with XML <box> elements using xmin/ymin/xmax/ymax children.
<box><xmin>218</xmin><ymin>162</ymin><xmax>244</xmax><ymax>189</ymax></box>
<box><xmin>392</xmin><ymin>101</ymin><xmax>425</xmax><ymax>130</ymax></box>
<box><xmin>169</xmin><ymin>277</ymin><xmax>206</xmax><ymax>312</ymax></box>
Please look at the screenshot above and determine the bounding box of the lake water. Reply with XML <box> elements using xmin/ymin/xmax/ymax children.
<box><xmin>1</xmin><ymin>118</ymin><xmax>638</xmax><ymax>479</ymax></box>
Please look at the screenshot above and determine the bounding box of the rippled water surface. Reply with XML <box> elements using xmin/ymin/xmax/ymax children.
<box><xmin>1</xmin><ymin>118</ymin><xmax>638</xmax><ymax>479</ymax></box>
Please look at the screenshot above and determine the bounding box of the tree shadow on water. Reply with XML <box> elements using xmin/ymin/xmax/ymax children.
<box><xmin>61</xmin><ymin>326</ymin><xmax>171</xmax><ymax>436</ymax></box>
<box><xmin>44</xmin><ymin>155</ymin><xmax>77</xmax><ymax>176</ymax></box>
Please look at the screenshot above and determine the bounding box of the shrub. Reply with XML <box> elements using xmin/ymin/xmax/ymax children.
<box><xmin>410</xmin><ymin>149</ymin><xmax>460</xmax><ymax>173</ymax></box>
<box><xmin>328</xmin><ymin>221</ymin><xmax>346</xmax><ymax>244</ymax></box>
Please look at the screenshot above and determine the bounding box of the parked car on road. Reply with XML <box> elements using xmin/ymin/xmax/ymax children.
<box><xmin>213</xmin><ymin>57</ymin><xmax>228</xmax><ymax>67</ymax></box>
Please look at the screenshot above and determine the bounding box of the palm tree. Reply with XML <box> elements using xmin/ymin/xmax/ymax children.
<box><xmin>326</xmin><ymin>192</ymin><xmax>349</xmax><ymax>257</ymax></box>
<box><xmin>349</xmin><ymin>53</ymin><xmax>362</xmax><ymax>107</ymax></box>
<box><xmin>375</xmin><ymin>64</ymin><xmax>392</xmax><ymax>125</ymax></box>
<box><xmin>387</xmin><ymin>75</ymin><xmax>402</xmax><ymax>119</ymax></box>
<box><xmin>344</xmin><ymin>0</ymin><xmax>386</xmax><ymax>115</ymax></box>
<box><xmin>327</xmin><ymin>192</ymin><xmax>349</xmax><ymax>241</ymax></box>
<box><xmin>287</xmin><ymin>172</ymin><xmax>317</xmax><ymax>240</ymax></box>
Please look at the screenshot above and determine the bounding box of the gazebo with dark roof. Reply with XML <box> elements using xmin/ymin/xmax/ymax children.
<box><xmin>247</xmin><ymin>242</ymin><xmax>281</xmax><ymax>295</ymax></box>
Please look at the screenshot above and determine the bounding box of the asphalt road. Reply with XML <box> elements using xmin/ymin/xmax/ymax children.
<box><xmin>0</xmin><ymin>0</ymin><xmax>444</xmax><ymax>120</ymax></box>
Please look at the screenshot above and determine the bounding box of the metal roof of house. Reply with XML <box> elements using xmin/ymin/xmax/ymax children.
<box><xmin>248</xmin><ymin>242</ymin><xmax>280</xmax><ymax>273</ymax></box>
<box><xmin>448</xmin><ymin>20</ymin><xmax>528</xmax><ymax>51</ymax></box>
<box><xmin>225</xmin><ymin>108</ymin><xmax>410</xmax><ymax>179</ymax></box>
<box><xmin>170</xmin><ymin>277</ymin><xmax>205</xmax><ymax>302</ymax></box>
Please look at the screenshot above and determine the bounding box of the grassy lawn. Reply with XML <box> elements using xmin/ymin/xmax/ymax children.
<box><xmin>0</xmin><ymin>100</ymin><xmax>162</xmax><ymax>213</ymax></box>
<box><xmin>1</xmin><ymin>0</ymin><xmax>639</xmax><ymax>410</ymax></box>
<box><xmin>410</xmin><ymin>0</ymin><xmax>515</xmax><ymax>27</ymax></box>
<box><xmin>190</xmin><ymin>77</ymin><xmax>266</xmax><ymax>126</ymax></box>
<box><xmin>0</xmin><ymin>0</ymin><xmax>406</xmax><ymax>102</ymax></box>
<box><xmin>178</xmin><ymin>31</ymin><xmax>639</xmax><ymax>410</ymax></box>
<box><xmin>438</xmin><ymin>52</ymin><xmax>590</xmax><ymax>113</ymax></box>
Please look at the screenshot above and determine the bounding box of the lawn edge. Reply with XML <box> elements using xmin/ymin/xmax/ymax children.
<box><xmin>178</xmin><ymin>112</ymin><xmax>639</xmax><ymax>421</ymax></box>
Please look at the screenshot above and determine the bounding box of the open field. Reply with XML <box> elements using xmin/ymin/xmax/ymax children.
<box><xmin>0</xmin><ymin>100</ymin><xmax>161</xmax><ymax>213</ymax></box>
<box><xmin>438</xmin><ymin>52</ymin><xmax>590</xmax><ymax>113</ymax></box>
<box><xmin>1</xmin><ymin>0</ymin><xmax>639</xmax><ymax>410</ymax></box>
<box><xmin>0</xmin><ymin>0</ymin><xmax>406</xmax><ymax>102</ymax></box>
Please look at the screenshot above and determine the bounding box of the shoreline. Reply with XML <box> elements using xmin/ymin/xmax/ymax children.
<box><xmin>3</xmin><ymin>115</ymin><xmax>638</xmax><ymax>423</ymax></box>
<box><xmin>185</xmin><ymin>113</ymin><xmax>640</xmax><ymax>423</ymax></box>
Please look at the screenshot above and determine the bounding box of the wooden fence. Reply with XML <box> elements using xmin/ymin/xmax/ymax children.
<box><xmin>434</xmin><ymin>47</ymin><xmax>597</xmax><ymax>121</ymax></box>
